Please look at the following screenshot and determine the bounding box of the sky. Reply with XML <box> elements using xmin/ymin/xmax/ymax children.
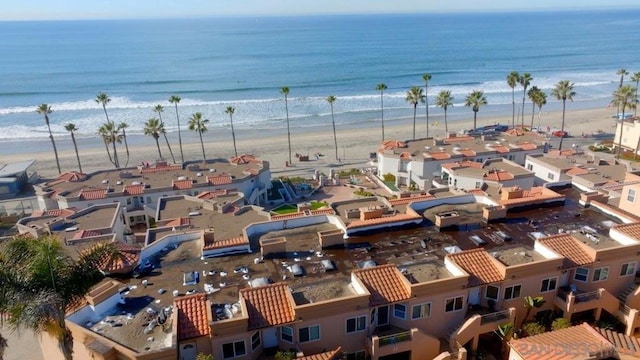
<box><xmin>2</xmin><ymin>0</ymin><xmax>639</xmax><ymax>21</ymax></box>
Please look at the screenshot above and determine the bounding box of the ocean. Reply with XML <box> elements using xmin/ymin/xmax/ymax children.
<box><xmin>1</xmin><ymin>10</ymin><xmax>639</xmax><ymax>153</ymax></box>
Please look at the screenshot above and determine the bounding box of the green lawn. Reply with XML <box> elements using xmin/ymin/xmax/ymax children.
<box><xmin>272</xmin><ymin>201</ymin><xmax>328</xmax><ymax>214</ymax></box>
<box><xmin>310</xmin><ymin>201</ymin><xmax>328</xmax><ymax>210</ymax></box>
<box><xmin>384</xmin><ymin>181</ymin><xmax>399</xmax><ymax>191</ymax></box>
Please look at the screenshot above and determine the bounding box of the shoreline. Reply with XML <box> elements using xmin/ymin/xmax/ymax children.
<box><xmin>2</xmin><ymin>103</ymin><xmax>622</xmax><ymax>179</ymax></box>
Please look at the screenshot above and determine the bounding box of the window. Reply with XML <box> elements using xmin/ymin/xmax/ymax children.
<box><xmin>547</xmin><ymin>172</ymin><xmax>555</xmax><ymax>180</ymax></box>
<box><xmin>475</xmin><ymin>181</ymin><xmax>482</xmax><ymax>189</ymax></box>
<box><xmin>574</xmin><ymin>267</ymin><xmax>589</xmax><ymax>282</ymax></box>
<box><xmin>251</xmin><ymin>331</ymin><xmax>260</xmax><ymax>351</ymax></box>
<box><xmin>527</xmin><ymin>164</ymin><xmax>533</xmax><ymax>170</ymax></box>
<box><xmin>222</xmin><ymin>341</ymin><xmax>246</xmax><ymax>359</ymax></box>
<box><xmin>394</xmin><ymin>304</ymin><xmax>406</xmax><ymax>319</ymax></box>
<box><xmin>299</xmin><ymin>325</ymin><xmax>320</xmax><ymax>343</ymax></box>
<box><xmin>540</xmin><ymin>277</ymin><xmax>557</xmax><ymax>293</ymax></box>
<box><xmin>346</xmin><ymin>316</ymin><xmax>366</xmax><ymax>333</ymax></box>
<box><xmin>281</xmin><ymin>326</ymin><xmax>293</xmax><ymax>343</ymax></box>
<box><xmin>592</xmin><ymin>267</ymin><xmax>609</xmax><ymax>282</ymax></box>
<box><xmin>445</xmin><ymin>296</ymin><xmax>464</xmax><ymax>312</ymax></box>
<box><xmin>411</xmin><ymin>303</ymin><xmax>431</xmax><ymax>319</ymax></box>
<box><xmin>628</xmin><ymin>189</ymin><xmax>637</xmax><ymax>203</ymax></box>
<box><xmin>620</xmin><ymin>262</ymin><xmax>636</xmax><ymax>277</ymax></box>
<box><xmin>345</xmin><ymin>350</ymin><xmax>366</xmax><ymax>360</ymax></box>
<box><xmin>504</xmin><ymin>285</ymin><xmax>522</xmax><ymax>300</ymax></box>
<box><xmin>485</xmin><ymin>285</ymin><xmax>499</xmax><ymax>300</ymax></box>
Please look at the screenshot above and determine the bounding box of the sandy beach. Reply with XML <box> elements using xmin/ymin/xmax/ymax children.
<box><xmin>2</xmin><ymin>105</ymin><xmax>622</xmax><ymax>180</ymax></box>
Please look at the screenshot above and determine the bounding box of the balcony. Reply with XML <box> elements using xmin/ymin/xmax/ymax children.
<box><xmin>449</xmin><ymin>308</ymin><xmax>515</xmax><ymax>352</ymax></box>
<box><xmin>554</xmin><ymin>287</ymin><xmax>619</xmax><ymax>317</ymax></box>
<box><xmin>369</xmin><ymin>326</ymin><xmax>417</xmax><ymax>359</ymax></box>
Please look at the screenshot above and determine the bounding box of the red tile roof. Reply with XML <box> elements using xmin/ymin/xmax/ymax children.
<box><xmin>240</xmin><ymin>283</ymin><xmax>296</xmax><ymax>330</ymax></box>
<box><xmin>83</xmin><ymin>242</ymin><xmax>141</xmax><ymax>274</ymax></box>
<box><xmin>565</xmin><ymin>167</ymin><xmax>590</xmax><ymax>176</ymax></box>
<box><xmin>271</xmin><ymin>212</ymin><xmax>306</xmax><ymax>221</ymax></box>
<box><xmin>428</xmin><ymin>151</ymin><xmax>451</xmax><ymax>160</ymax></box>
<box><xmin>165</xmin><ymin>217</ymin><xmax>191</xmax><ymax>228</ymax></box>
<box><xmin>172</xmin><ymin>179</ymin><xmax>193</xmax><ymax>190</ymax></box>
<box><xmin>139</xmin><ymin>164</ymin><xmax>183</xmax><ymax>174</ymax></box>
<box><xmin>123</xmin><ymin>184</ymin><xmax>145</xmax><ymax>196</ymax></box>
<box><xmin>353</xmin><ymin>264</ymin><xmax>411</xmax><ymax>306</ymax></box>
<box><xmin>346</xmin><ymin>213</ymin><xmax>422</xmax><ymax>229</ymax></box>
<box><xmin>297</xmin><ymin>347</ymin><xmax>343</xmax><ymax>360</ymax></box>
<box><xmin>203</xmin><ymin>236</ymin><xmax>248</xmax><ymax>250</ymax></box>
<box><xmin>492</xmin><ymin>145</ymin><xmax>510</xmax><ymax>153</ymax></box>
<box><xmin>611</xmin><ymin>222</ymin><xmax>640</xmax><ymax>242</ymax></box>
<box><xmin>31</xmin><ymin>208</ymin><xmax>77</xmax><ymax>218</ymax></box>
<box><xmin>174</xmin><ymin>294</ymin><xmax>211</xmax><ymax>340</ymax></box>
<box><xmin>207</xmin><ymin>175</ymin><xmax>233</xmax><ymax>186</ymax></box>
<box><xmin>80</xmin><ymin>189</ymin><xmax>107</xmax><ymax>200</ymax></box>
<box><xmin>499</xmin><ymin>187</ymin><xmax>566</xmax><ymax>207</ymax></box>
<box><xmin>310</xmin><ymin>209</ymin><xmax>335</xmax><ymax>215</ymax></box>
<box><xmin>505</xmin><ymin>129</ymin><xmax>525</xmax><ymax>136</ymax></box>
<box><xmin>388</xmin><ymin>194</ymin><xmax>436</xmax><ymax>206</ymax></box>
<box><xmin>73</xmin><ymin>229</ymin><xmax>103</xmax><ymax>239</ymax></box>
<box><xmin>230</xmin><ymin>154</ymin><xmax>259</xmax><ymax>165</ymax></box>
<box><xmin>441</xmin><ymin>161</ymin><xmax>483</xmax><ymax>170</ymax></box>
<box><xmin>548</xmin><ymin>149</ymin><xmax>577</xmax><ymax>156</ymax></box>
<box><xmin>443</xmin><ymin>135</ymin><xmax>474</xmax><ymax>144</ymax></box>
<box><xmin>459</xmin><ymin>149</ymin><xmax>476</xmax><ymax>157</ymax></box>
<box><xmin>56</xmin><ymin>171</ymin><xmax>86</xmax><ymax>182</ymax></box>
<box><xmin>596</xmin><ymin>327</ymin><xmax>640</xmax><ymax>356</ymax></box>
<box><xmin>400</xmin><ymin>151</ymin><xmax>412</xmax><ymax>160</ymax></box>
<box><xmin>538</xmin><ymin>234</ymin><xmax>594</xmax><ymax>268</ymax></box>
<box><xmin>447</xmin><ymin>248</ymin><xmax>504</xmax><ymax>286</ymax></box>
<box><xmin>516</xmin><ymin>142</ymin><xmax>537</xmax><ymax>151</ymax></box>
<box><xmin>484</xmin><ymin>170</ymin><xmax>514</xmax><ymax>181</ymax></box>
<box><xmin>510</xmin><ymin>323</ymin><xmax>614</xmax><ymax>360</ymax></box>
<box><xmin>378</xmin><ymin>140</ymin><xmax>407</xmax><ymax>151</ymax></box>
<box><xmin>196</xmin><ymin>189</ymin><xmax>228</xmax><ymax>200</ymax></box>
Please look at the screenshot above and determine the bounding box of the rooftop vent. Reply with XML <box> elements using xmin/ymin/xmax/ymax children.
<box><xmin>177</xmin><ymin>176</ymin><xmax>187</xmax><ymax>181</ymax></box>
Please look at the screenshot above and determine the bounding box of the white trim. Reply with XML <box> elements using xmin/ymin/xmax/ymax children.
<box><xmin>411</xmin><ymin>302</ymin><xmax>432</xmax><ymax>320</ymax></box>
<box><xmin>298</xmin><ymin>324</ymin><xmax>321</xmax><ymax>343</ymax></box>
<box><xmin>345</xmin><ymin>315</ymin><xmax>367</xmax><ymax>334</ymax></box>
<box><xmin>393</xmin><ymin>303</ymin><xmax>407</xmax><ymax>320</ymax></box>
<box><xmin>592</xmin><ymin>266</ymin><xmax>610</xmax><ymax>283</ymax></box>
<box><xmin>485</xmin><ymin>285</ymin><xmax>500</xmax><ymax>300</ymax></box>
<box><xmin>445</xmin><ymin>295</ymin><xmax>465</xmax><ymax>313</ymax></box>
<box><xmin>620</xmin><ymin>262</ymin><xmax>636</xmax><ymax>277</ymax></box>
<box><xmin>280</xmin><ymin>325</ymin><xmax>293</xmax><ymax>344</ymax></box>
<box><xmin>503</xmin><ymin>284</ymin><xmax>522</xmax><ymax>300</ymax></box>
<box><xmin>540</xmin><ymin>277</ymin><xmax>558</xmax><ymax>293</ymax></box>
<box><xmin>221</xmin><ymin>340</ymin><xmax>247</xmax><ymax>359</ymax></box>
<box><xmin>574</xmin><ymin>267</ymin><xmax>589</xmax><ymax>282</ymax></box>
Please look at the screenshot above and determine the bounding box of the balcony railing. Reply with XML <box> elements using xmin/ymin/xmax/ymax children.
<box><xmin>574</xmin><ymin>290</ymin><xmax>600</xmax><ymax>303</ymax></box>
<box><xmin>378</xmin><ymin>330</ymin><xmax>412</xmax><ymax>346</ymax></box>
<box><xmin>480</xmin><ymin>309</ymin><xmax>511</xmax><ymax>325</ymax></box>
<box><xmin>619</xmin><ymin>303</ymin><xmax>632</xmax><ymax>316</ymax></box>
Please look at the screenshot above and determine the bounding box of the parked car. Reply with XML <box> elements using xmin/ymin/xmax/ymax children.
<box><xmin>552</xmin><ymin>130</ymin><xmax>568</xmax><ymax>138</ymax></box>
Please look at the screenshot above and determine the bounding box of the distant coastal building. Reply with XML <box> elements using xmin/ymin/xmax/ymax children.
<box><xmin>439</xmin><ymin>158</ymin><xmax>534</xmax><ymax>192</ymax></box>
<box><xmin>0</xmin><ymin>159</ymin><xmax>37</xmax><ymax>200</ymax></box>
<box><xmin>613</xmin><ymin>117</ymin><xmax>640</xmax><ymax>156</ymax></box>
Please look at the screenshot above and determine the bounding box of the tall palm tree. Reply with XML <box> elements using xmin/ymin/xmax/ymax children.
<box><xmin>144</xmin><ymin>118</ymin><xmax>164</xmax><ymax>159</ymax></box>
<box><xmin>530</xmin><ymin>88</ymin><xmax>547</xmax><ymax>130</ymax></box>
<box><xmin>435</xmin><ymin>90</ymin><xmax>454</xmax><ymax>134</ymax></box>
<box><xmin>506</xmin><ymin>71</ymin><xmax>520</xmax><ymax>128</ymax></box>
<box><xmin>0</xmin><ymin>236</ymin><xmax>122</xmax><ymax>360</ymax></box>
<box><xmin>406</xmin><ymin>86</ymin><xmax>425</xmax><ymax>139</ymax></box>
<box><xmin>422</xmin><ymin>74</ymin><xmax>432</xmax><ymax>138</ymax></box>
<box><xmin>631</xmin><ymin>72</ymin><xmax>640</xmax><ymax>117</ymax></box>
<box><xmin>326</xmin><ymin>95</ymin><xmax>339</xmax><ymax>160</ymax></box>
<box><xmin>376</xmin><ymin>83</ymin><xmax>387</xmax><ymax>142</ymax></box>
<box><xmin>464</xmin><ymin>90</ymin><xmax>487</xmax><ymax>131</ymax></box>
<box><xmin>153</xmin><ymin>104</ymin><xmax>175</xmax><ymax>163</ymax></box>
<box><xmin>64</xmin><ymin>123</ymin><xmax>82</xmax><ymax>174</ymax></box>
<box><xmin>611</xmin><ymin>85</ymin><xmax>638</xmax><ymax>159</ymax></box>
<box><xmin>225</xmin><ymin>106</ymin><xmax>238</xmax><ymax>158</ymax></box>
<box><xmin>95</xmin><ymin>92</ymin><xmax>119</xmax><ymax>167</ymax></box>
<box><xmin>117</xmin><ymin>122</ymin><xmax>130</xmax><ymax>167</ymax></box>
<box><xmin>169</xmin><ymin>95</ymin><xmax>184</xmax><ymax>163</ymax></box>
<box><xmin>519</xmin><ymin>73</ymin><xmax>533</xmax><ymax>127</ymax></box>
<box><xmin>280</xmin><ymin>87</ymin><xmax>292</xmax><ymax>164</ymax></box>
<box><xmin>97</xmin><ymin>123</ymin><xmax>120</xmax><ymax>168</ymax></box>
<box><xmin>188</xmin><ymin>112</ymin><xmax>209</xmax><ymax>162</ymax></box>
<box><xmin>551</xmin><ymin>80</ymin><xmax>576</xmax><ymax>151</ymax></box>
<box><xmin>36</xmin><ymin>104</ymin><xmax>62</xmax><ymax>174</ymax></box>
<box><xmin>527</xmin><ymin>86</ymin><xmax>541</xmax><ymax>129</ymax></box>
<box><xmin>616</xmin><ymin>69</ymin><xmax>629</xmax><ymax>116</ymax></box>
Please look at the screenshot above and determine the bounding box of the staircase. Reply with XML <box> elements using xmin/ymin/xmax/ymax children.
<box><xmin>617</xmin><ymin>284</ymin><xmax>638</xmax><ymax>303</ymax></box>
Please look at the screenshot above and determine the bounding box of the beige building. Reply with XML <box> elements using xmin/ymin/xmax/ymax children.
<box><xmin>614</xmin><ymin>118</ymin><xmax>640</xmax><ymax>156</ymax></box>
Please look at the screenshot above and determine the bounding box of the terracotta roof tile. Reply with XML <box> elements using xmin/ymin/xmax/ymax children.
<box><xmin>123</xmin><ymin>184</ymin><xmax>145</xmax><ymax>195</ymax></box>
<box><xmin>447</xmin><ymin>248</ymin><xmax>504</xmax><ymax>286</ymax></box>
<box><xmin>230</xmin><ymin>154</ymin><xmax>258</xmax><ymax>165</ymax></box>
<box><xmin>548</xmin><ymin>149</ymin><xmax>577</xmax><ymax>156</ymax></box>
<box><xmin>346</xmin><ymin>213</ymin><xmax>422</xmax><ymax>229</ymax></box>
<box><xmin>510</xmin><ymin>323</ymin><xmax>614</xmax><ymax>360</ymax></box>
<box><xmin>139</xmin><ymin>164</ymin><xmax>183</xmax><ymax>174</ymax></box>
<box><xmin>516</xmin><ymin>142</ymin><xmax>537</xmax><ymax>151</ymax></box>
<box><xmin>196</xmin><ymin>189</ymin><xmax>228</xmax><ymax>200</ymax></box>
<box><xmin>165</xmin><ymin>217</ymin><xmax>191</xmax><ymax>228</ymax></box>
<box><xmin>388</xmin><ymin>194</ymin><xmax>436</xmax><ymax>206</ymax></box>
<box><xmin>492</xmin><ymin>145</ymin><xmax>510</xmax><ymax>153</ymax></box>
<box><xmin>443</xmin><ymin>135</ymin><xmax>474</xmax><ymax>144</ymax></box>
<box><xmin>56</xmin><ymin>171</ymin><xmax>86</xmax><ymax>182</ymax></box>
<box><xmin>538</xmin><ymin>234</ymin><xmax>594</xmax><ymax>268</ymax></box>
<box><xmin>459</xmin><ymin>149</ymin><xmax>476</xmax><ymax>157</ymax></box>
<box><xmin>441</xmin><ymin>161</ymin><xmax>483</xmax><ymax>170</ymax></box>
<box><xmin>297</xmin><ymin>347</ymin><xmax>343</xmax><ymax>360</ymax></box>
<box><xmin>271</xmin><ymin>212</ymin><xmax>306</xmax><ymax>221</ymax></box>
<box><xmin>611</xmin><ymin>222</ymin><xmax>640</xmax><ymax>242</ymax></box>
<box><xmin>82</xmin><ymin>242</ymin><xmax>141</xmax><ymax>274</ymax></box>
<box><xmin>499</xmin><ymin>187</ymin><xmax>565</xmax><ymax>207</ymax></box>
<box><xmin>207</xmin><ymin>175</ymin><xmax>233</xmax><ymax>186</ymax></box>
<box><xmin>73</xmin><ymin>229</ymin><xmax>103</xmax><ymax>239</ymax></box>
<box><xmin>174</xmin><ymin>294</ymin><xmax>211</xmax><ymax>340</ymax></box>
<box><xmin>172</xmin><ymin>179</ymin><xmax>193</xmax><ymax>190</ymax></box>
<box><xmin>353</xmin><ymin>264</ymin><xmax>411</xmax><ymax>306</ymax></box>
<box><xmin>240</xmin><ymin>283</ymin><xmax>296</xmax><ymax>330</ymax></box>
<box><xmin>378</xmin><ymin>140</ymin><xmax>408</xmax><ymax>151</ymax></box>
<box><xmin>484</xmin><ymin>170</ymin><xmax>514</xmax><ymax>181</ymax></box>
<box><xmin>80</xmin><ymin>189</ymin><xmax>107</xmax><ymax>200</ymax></box>
<box><xmin>310</xmin><ymin>209</ymin><xmax>335</xmax><ymax>215</ymax></box>
<box><xmin>203</xmin><ymin>236</ymin><xmax>248</xmax><ymax>250</ymax></box>
<box><xmin>565</xmin><ymin>167</ymin><xmax>590</xmax><ymax>176</ymax></box>
<box><xmin>428</xmin><ymin>151</ymin><xmax>451</xmax><ymax>160</ymax></box>
<box><xmin>596</xmin><ymin>327</ymin><xmax>640</xmax><ymax>356</ymax></box>
<box><xmin>505</xmin><ymin>129</ymin><xmax>524</xmax><ymax>136</ymax></box>
<box><xmin>31</xmin><ymin>208</ymin><xmax>77</xmax><ymax>218</ymax></box>
<box><xmin>400</xmin><ymin>151</ymin><xmax>412</xmax><ymax>160</ymax></box>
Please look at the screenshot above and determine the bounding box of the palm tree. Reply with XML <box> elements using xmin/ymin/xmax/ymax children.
<box><xmin>406</xmin><ymin>86</ymin><xmax>425</xmax><ymax>139</ymax></box>
<box><xmin>64</xmin><ymin>123</ymin><xmax>82</xmax><ymax>174</ymax></box>
<box><xmin>376</xmin><ymin>83</ymin><xmax>387</xmax><ymax>142</ymax></box>
<box><xmin>522</xmin><ymin>296</ymin><xmax>546</xmax><ymax>326</ymax></box>
<box><xmin>153</xmin><ymin>104</ymin><xmax>175</xmax><ymax>163</ymax></box>
<box><xmin>611</xmin><ymin>85</ymin><xmax>638</xmax><ymax>159</ymax></box>
<box><xmin>464</xmin><ymin>90</ymin><xmax>487</xmax><ymax>131</ymax></box>
<box><xmin>97</xmin><ymin>123</ymin><xmax>121</xmax><ymax>168</ymax></box>
<box><xmin>507</xmin><ymin>71</ymin><xmax>520</xmax><ymax>128</ymax></box>
<box><xmin>435</xmin><ymin>90</ymin><xmax>454</xmax><ymax>134</ymax></box>
<box><xmin>144</xmin><ymin>118</ymin><xmax>164</xmax><ymax>159</ymax></box>
<box><xmin>0</xmin><ymin>333</ymin><xmax>6</xmax><ymax>359</ymax></box>
<box><xmin>280</xmin><ymin>87</ymin><xmax>292</xmax><ymax>164</ymax></box>
<box><xmin>527</xmin><ymin>86</ymin><xmax>541</xmax><ymax>129</ymax></box>
<box><xmin>225</xmin><ymin>106</ymin><xmax>238</xmax><ymax>158</ymax></box>
<box><xmin>631</xmin><ymin>72</ymin><xmax>640</xmax><ymax>117</ymax></box>
<box><xmin>326</xmin><ymin>95</ymin><xmax>339</xmax><ymax>160</ymax></box>
<box><xmin>36</xmin><ymin>104</ymin><xmax>62</xmax><ymax>174</ymax></box>
<box><xmin>616</xmin><ymin>69</ymin><xmax>629</xmax><ymax>116</ymax></box>
<box><xmin>0</xmin><ymin>236</ymin><xmax>122</xmax><ymax>360</ymax></box>
<box><xmin>530</xmin><ymin>87</ymin><xmax>547</xmax><ymax>130</ymax></box>
<box><xmin>188</xmin><ymin>112</ymin><xmax>209</xmax><ymax>162</ymax></box>
<box><xmin>169</xmin><ymin>95</ymin><xmax>184</xmax><ymax>163</ymax></box>
<box><xmin>422</xmin><ymin>74</ymin><xmax>432</xmax><ymax>137</ymax></box>
<box><xmin>519</xmin><ymin>73</ymin><xmax>533</xmax><ymax>127</ymax></box>
<box><xmin>117</xmin><ymin>122</ymin><xmax>130</xmax><ymax>167</ymax></box>
<box><xmin>95</xmin><ymin>92</ymin><xmax>119</xmax><ymax>167</ymax></box>
<box><xmin>551</xmin><ymin>80</ymin><xmax>576</xmax><ymax>151</ymax></box>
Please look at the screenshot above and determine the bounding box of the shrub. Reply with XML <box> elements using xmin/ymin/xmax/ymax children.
<box><xmin>551</xmin><ymin>318</ymin><xmax>572</xmax><ymax>331</ymax></box>
<box><xmin>521</xmin><ymin>322</ymin><xmax>545</xmax><ymax>337</ymax></box>
<box><xmin>382</xmin><ymin>173</ymin><xmax>396</xmax><ymax>182</ymax></box>
<box><xmin>196</xmin><ymin>354</ymin><xmax>213</xmax><ymax>360</ymax></box>
<box><xmin>353</xmin><ymin>189</ymin><xmax>374</xmax><ymax>197</ymax></box>
<box><xmin>275</xmin><ymin>351</ymin><xmax>295</xmax><ymax>360</ymax></box>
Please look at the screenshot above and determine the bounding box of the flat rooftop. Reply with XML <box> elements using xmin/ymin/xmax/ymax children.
<box><xmin>397</xmin><ymin>259</ymin><xmax>453</xmax><ymax>284</ymax></box>
<box><xmin>491</xmin><ymin>245</ymin><xmax>545</xmax><ymax>266</ymax></box>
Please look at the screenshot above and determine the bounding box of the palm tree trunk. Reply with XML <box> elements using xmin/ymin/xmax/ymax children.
<box><xmin>230</xmin><ymin>115</ymin><xmax>238</xmax><ymax>158</ymax></box>
<box><xmin>155</xmin><ymin>138</ymin><xmax>162</xmax><ymax>159</ymax></box>
<box><xmin>617</xmin><ymin>106</ymin><xmax>626</xmax><ymax>159</ymax></box>
<box><xmin>521</xmin><ymin>88</ymin><xmax>527</xmax><ymax>127</ymax></box>
<box><xmin>511</xmin><ymin>88</ymin><xmax>515</xmax><ymax>128</ymax></box>
<box><xmin>102</xmin><ymin>106</ymin><xmax>119</xmax><ymax>168</ymax></box>
<box><xmin>635</xmin><ymin>82</ymin><xmax>639</xmax><ymax>117</ymax></box>
<box><xmin>425</xmin><ymin>84</ymin><xmax>430</xmax><ymax>138</ymax></box>
<box><xmin>71</xmin><ymin>133</ymin><xmax>82</xmax><ymax>174</ymax></box>
<box><xmin>530</xmin><ymin>102</ymin><xmax>536</xmax><ymax>130</ymax></box>
<box><xmin>122</xmin><ymin>130</ymin><xmax>130</xmax><ymax>167</ymax></box>
<box><xmin>103</xmin><ymin>140</ymin><xmax>114</xmax><ymax>166</ymax></box>
<box><xmin>634</xmin><ymin>134</ymin><xmax>640</xmax><ymax>161</ymax></box>
<box><xmin>412</xmin><ymin>105</ymin><xmax>417</xmax><ymax>139</ymax></box>
<box><xmin>285</xmin><ymin>96</ymin><xmax>292</xmax><ymax>164</ymax></box>
<box><xmin>46</xmin><ymin>122</ymin><xmax>62</xmax><ymax>174</ymax></box>
<box><xmin>158</xmin><ymin>114</ymin><xmax>175</xmax><ymax>163</ymax></box>
<box><xmin>330</xmin><ymin>104</ymin><xmax>338</xmax><ymax>160</ymax></box>
<box><xmin>175</xmin><ymin>104</ymin><xmax>184</xmax><ymax>163</ymax></box>
<box><xmin>199</xmin><ymin>132</ymin><xmax>206</xmax><ymax>162</ymax></box>
<box><xmin>380</xmin><ymin>93</ymin><xmax>385</xmax><ymax>142</ymax></box>
<box><xmin>444</xmin><ymin>109</ymin><xmax>449</xmax><ymax>134</ymax></box>
<box><xmin>473</xmin><ymin>111</ymin><xmax>477</xmax><ymax>131</ymax></box>
<box><xmin>559</xmin><ymin>101</ymin><xmax>566</xmax><ymax>151</ymax></box>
